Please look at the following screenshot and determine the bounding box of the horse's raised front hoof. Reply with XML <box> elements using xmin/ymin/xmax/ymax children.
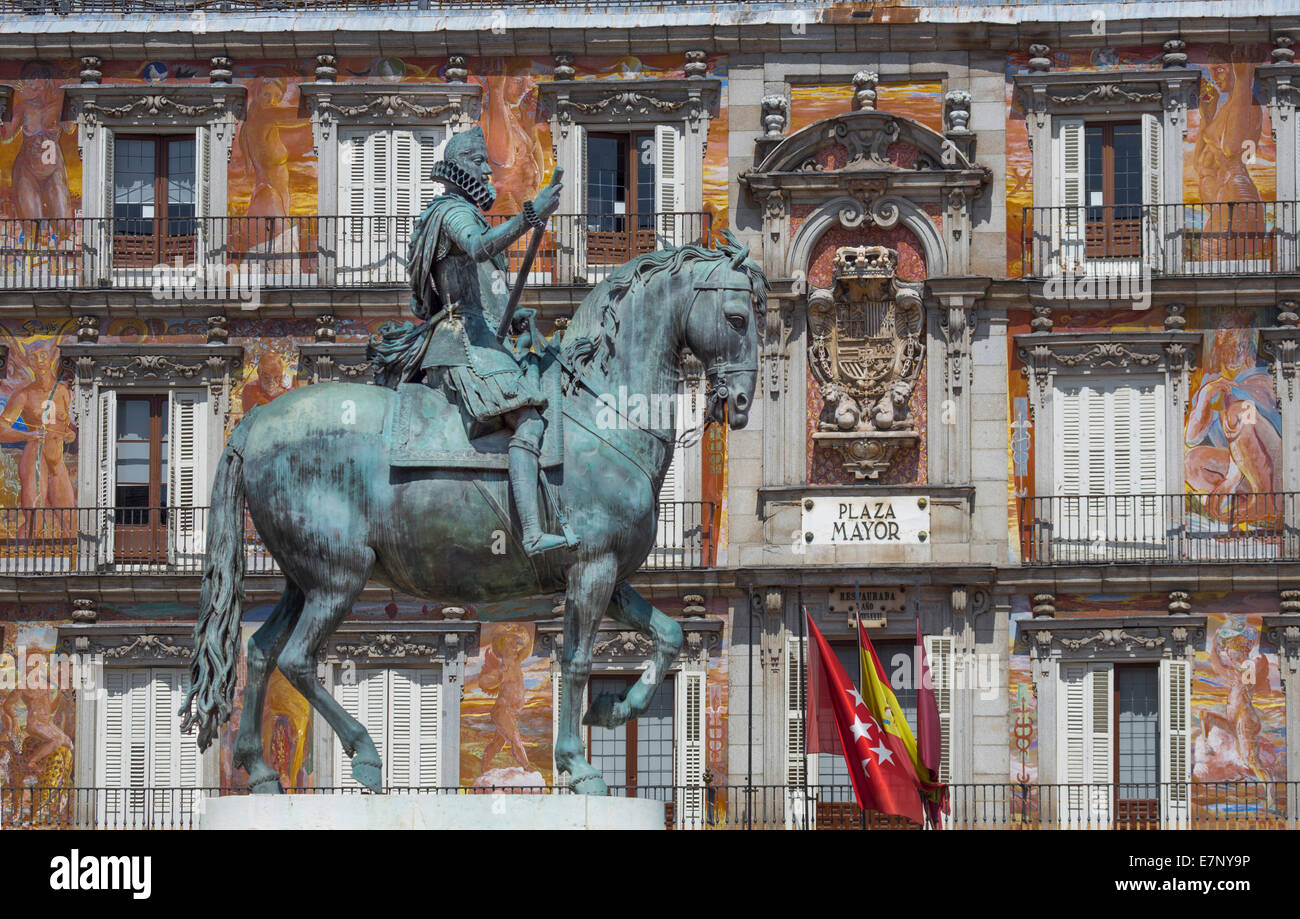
<box><xmin>570</xmin><ymin>772</ymin><xmax>609</xmax><ymax>797</ymax></box>
<box><xmin>247</xmin><ymin>770</ymin><xmax>285</xmax><ymax>795</ymax></box>
<box><xmin>351</xmin><ymin>757</ymin><xmax>384</xmax><ymax>794</ymax></box>
<box><xmin>582</xmin><ymin>691</ymin><xmax>632</xmax><ymax>729</ymax></box>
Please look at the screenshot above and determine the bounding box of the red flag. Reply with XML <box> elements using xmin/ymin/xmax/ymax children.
<box><xmin>916</xmin><ymin>620</ymin><xmax>948</xmax><ymax>827</ymax></box>
<box><xmin>805</xmin><ymin>611</ymin><xmax>924</xmax><ymax>825</ymax></box>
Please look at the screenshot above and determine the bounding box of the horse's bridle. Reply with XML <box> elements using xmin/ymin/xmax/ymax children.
<box><xmin>687</xmin><ymin>257</ymin><xmax>759</xmax><ymax>411</ymax></box>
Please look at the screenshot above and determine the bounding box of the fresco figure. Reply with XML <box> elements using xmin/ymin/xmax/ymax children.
<box><xmin>0</xmin><ymin>687</ymin><xmax>72</xmax><ymax>778</ymax></box>
<box><xmin>1185</xmin><ymin>324</ymin><xmax>1281</xmax><ymax>523</ymax></box>
<box><xmin>0</xmin><ymin>342</ymin><xmax>77</xmax><ymax>536</ymax></box>
<box><xmin>5</xmin><ymin>63</ymin><xmax>74</xmax><ymax>228</ymax></box>
<box><xmin>1192</xmin><ymin>52</ymin><xmax>1264</xmax><ymax>261</ymax></box>
<box><xmin>1199</xmin><ymin>620</ymin><xmax>1271</xmax><ymax>782</ymax></box>
<box><xmin>241</xmin><ymin>350</ymin><xmax>291</xmax><ymax>412</ymax></box>
<box><xmin>481</xmin><ymin>73</ymin><xmax>544</xmax><ymax>215</ymax></box>
<box><xmin>235</xmin><ymin>78</ymin><xmax>312</xmax><ymax>265</ymax></box>
<box><xmin>478</xmin><ymin>624</ymin><xmax>534</xmax><ymax>774</ymax></box>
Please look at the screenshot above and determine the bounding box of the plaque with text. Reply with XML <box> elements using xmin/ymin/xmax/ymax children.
<box><xmin>801</xmin><ymin>495</ymin><xmax>930</xmax><ymax>545</ymax></box>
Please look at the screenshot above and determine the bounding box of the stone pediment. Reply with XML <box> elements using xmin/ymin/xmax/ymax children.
<box><xmin>742</xmin><ymin>109</ymin><xmax>990</xmax><ymax>198</ymax></box>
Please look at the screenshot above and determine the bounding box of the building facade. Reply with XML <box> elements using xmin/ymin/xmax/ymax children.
<box><xmin>0</xmin><ymin>0</ymin><xmax>1297</xmax><ymax>829</ymax></box>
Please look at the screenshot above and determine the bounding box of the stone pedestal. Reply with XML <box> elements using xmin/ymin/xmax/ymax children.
<box><xmin>199</xmin><ymin>793</ymin><xmax>666</xmax><ymax>830</ymax></box>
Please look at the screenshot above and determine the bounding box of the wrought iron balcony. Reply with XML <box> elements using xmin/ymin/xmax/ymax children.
<box><xmin>4</xmin><ymin>782</ymin><xmax>1294</xmax><ymax>830</ymax></box>
<box><xmin>1018</xmin><ymin>492</ymin><xmax>1300</xmax><ymax>566</ymax></box>
<box><xmin>0</xmin><ymin>212</ymin><xmax>711</xmax><ymax>292</ymax></box>
<box><xmin>1021</xmin><ymin>201</ymin><xmax>1300</xmax><ymax>279</ymax></box>
<box><xmin>0</xmin><ymin>500</ymin><xmax>717</xmax><ymax>574</ymax></box>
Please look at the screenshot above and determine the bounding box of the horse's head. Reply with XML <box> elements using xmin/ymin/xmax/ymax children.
<box><xmin>684</xmin><ymin>232</ymin><xmax>766</xmax><ymax>429</ymax></box>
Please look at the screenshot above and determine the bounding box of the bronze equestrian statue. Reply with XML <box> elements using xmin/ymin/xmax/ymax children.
<box><xmin>180</xmin><ymin>130</ymin><xmax>765</xmax><ymax>796</ymax></box>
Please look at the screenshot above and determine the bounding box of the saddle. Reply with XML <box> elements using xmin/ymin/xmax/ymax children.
<box><xmin>385</xmin><ymin>357</ymin><xmax>565</xmax><ymax>471</ymax></box>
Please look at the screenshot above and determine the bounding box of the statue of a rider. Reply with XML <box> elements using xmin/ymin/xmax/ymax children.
<box><xmin>371</xmin><ymin>126</ymin><xmax>577</xmax><ymax>557</ymax></box>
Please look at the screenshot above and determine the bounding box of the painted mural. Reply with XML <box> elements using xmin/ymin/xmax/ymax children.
<box><xmin>0</xmin><ymin>621</ymin><xmax>75</xmax><ymax>827</ymax></box>
<box><xmin>1005</xmin><ymin>43</ymin><xmax>1277</xmax><ymax>277</ymax></box>
<box><xmin>786</xmin><ymin>80</ymin><xmax>944</xmax><ymax>134</ymax></box>
<box><xmin>460</xmin><ymin>622</ymin><xmax>552</xmax><ymax>787</ymax></box>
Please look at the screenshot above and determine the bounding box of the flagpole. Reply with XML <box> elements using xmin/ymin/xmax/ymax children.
<box><xmin>798</xmin><ymin>586</ymin><xmax>808</xmax><ymax>831</ymax></box>
<box><xmin>854</xmin><ymin>580</ymin><xmax>866</xmax><ymax>831</ymax></box>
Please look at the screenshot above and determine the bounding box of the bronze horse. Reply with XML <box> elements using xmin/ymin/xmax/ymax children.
<box><xmin>180</xmin><ymin>235</ymin><xmax>765</xmax><ymax>794</ymax></box>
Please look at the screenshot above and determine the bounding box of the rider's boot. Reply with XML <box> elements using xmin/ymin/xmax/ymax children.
<box><xmin>508</xmin><ymin>422</ymin><xmax>576</xmax><ymax>556</ymax></box>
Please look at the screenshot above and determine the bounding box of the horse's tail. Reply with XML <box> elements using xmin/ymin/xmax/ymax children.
<box><xmin>178</xmin><ymin>423</ymin><xmax>249</xmax><ymax>751</ymax></box>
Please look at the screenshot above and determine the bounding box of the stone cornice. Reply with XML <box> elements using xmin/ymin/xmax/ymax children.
<box><xmin>297</xmin><ymin>341</ymin><xmax>374</xmax><ymax>384</ymax></box>
<box><xmin>1015</xmin><ymin>329</ymin><xmax>1200</xmax><ymax>402</ymax></box>
<box><xmin>536</xmin><ymin>615</ymin><xmax>722</xmax><ymax>664</ymax></box>
<box><xmin>62</xmin><ymin>81</ymin><xmax>246</xmax><ymax>133</ymax></box>
<box><xmin>319</xmin><ymin>621</ymin><xmax>481</xmax><ymax>664</ymax></box>
<box><xmin>1019</xmin><ymin>614</ymin><xmax>1204</xmax><ymax>661</ymax></box>
<box><xmin>538</xmin><ymin>77</ymin><xmax>720</xmax><ymax>134</ymax></box>
<box><xmin>1013</xmin><ymin>67</ymin><xmax>1200</xmax><ymax>118</ymax></box>
<box><xmin>298</xmin><ymin>80</ymin><xmax>481</xmax><ymax>136</ymax></box>
<box><xmin>58</xmin><ymin>621</ymin><xmax>194</xmax><ymax>665</ymax></box>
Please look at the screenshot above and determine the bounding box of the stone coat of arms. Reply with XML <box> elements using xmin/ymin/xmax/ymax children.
<box><xmin>809</xmin><ymin>245</ymin><xmax>924</xmax><ymax>479</ymax></box>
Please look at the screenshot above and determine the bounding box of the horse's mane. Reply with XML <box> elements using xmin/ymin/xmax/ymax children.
<box><xmin>558</xmin><ymin>232</ymin><xmax>768</xmax><ymax>385</ymax></box>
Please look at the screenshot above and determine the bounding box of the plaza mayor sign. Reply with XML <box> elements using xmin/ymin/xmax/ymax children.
<box><xmin>801</xmin><ymin>495</ymin><xmax>930</xmax><ymax>545</ymax></box>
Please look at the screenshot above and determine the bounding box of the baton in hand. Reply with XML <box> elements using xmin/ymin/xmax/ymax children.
<box><xmin>498</xmin><ymin>167</ymin><xmax>563</xmax><ymax>342</ymax></box>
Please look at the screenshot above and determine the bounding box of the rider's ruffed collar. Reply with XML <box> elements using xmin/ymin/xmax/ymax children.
<box><xmin>431</xmin><ymin>160</ymin><xmax>497</xmax><ymax>211</ymax></box>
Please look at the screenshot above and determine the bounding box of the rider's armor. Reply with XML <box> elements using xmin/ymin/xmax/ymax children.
<box><xmin>405</xmin><ymin>127</ymin><xmax>574</xmax><ymax>556</ymax></box>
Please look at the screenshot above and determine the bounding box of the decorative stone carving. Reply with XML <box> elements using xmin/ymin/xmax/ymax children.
<box><xmin>852</xmin><ymin>71</ymin><xmax>878</xmax><ymax>111</ymax></box>
<box><xmin>553</xmin><ymin>53</ymin><xmax>575</xmax><ymax>81</ymax></box>
<box><xmin>1031</xmin><ymin>593</ymin><xmax>1056</xmax><ymax>617</ymax></box>
<box><xmin>540</xmin><ymin>77</ymin><xmax>718</xmax><ymax>139</ymax></box>
<box><xmin>1262</xmin><ymin>325</ymin><xmax>1300</xmax><ymax>400</ymax></box>
<box><xmin>71</xmin><ymin>599</ymin><xmax>97</xmax><ymax>623</ymax></box>
<box><xmin>1279</xmin><ymin>300</ymin><xmax>1299</xmax><ymax>327</ymax></box>
<box><xmin>1282</xmin><ymin>589</ymin><xmax>1300</xmax><ymax>614</ymax></box>
<box><xmin>1030</xmin><ymin>301</ymin><xmax>1053</xmax><ymax>332</ymax></box>
<box><xmin>1162</xmin><ymin>39</ymin><xmax>1188</xmax><ymax>69</ymax></box>
<box><xmin>60</xmin><ymin>343</ymin><xmax>242</xmax><ymax>417</ymax></box>
<box><xmin>206</xmin><ymin>314</ymin><xmax>229</xmax><ymax>345</ymax></box>
<box><xmin>315</xmin><ymin>54</ymin><xmax>338</xmax><ymax>83</ymax></box>
<box><xmin>299</xmin><ymin>81</ymin><xmax>480</xmax><ymax>145</ymax></box>
<box><xmin>298</xmin><ymin>342</ymin><xmax>373</xmax><ymax>384</ymax></box>
<box><xmin>1050</xmin><ymin>83</ymin><xmax>1162</xmax><ymax>106</ymax></box>
<box><xmin>761</xmin><ymin>94</ymin><xmax>788</xmax><ymax>138</ymax></box>
<box><xmin>62</xmin><ymin>629</ymin><xmax>192</xmax><ymax>661</ymax></box>
<box><xmin>445</xmin><ymin>55</ymin><xmax>468</xmax><ymax>83</ymax></box>
<box><xmin>1273</xmin><ymin>35</ymin><xmax>1296</xmax><ymax>64</ymax></box>
<box><xmin>209</xmin><ymin>57</ymin><xmax>233</xmax><ymax>84</ymax></box>
<box><xmin>944</xmin><ymin>90</ymin><xmax>971</xmax><ymax>134</ymax></box>
<box><xmin>315</xmin><ymin>314</ymin><xmax>337</xmax><ymax>343</ymax></box>
<box><xmin>951</xmin><ymin>585</ymin><xmax>968</xmax><ymax>616</ymax></box>
<box><xmin>809</xmin><ymin>246</ymin><xmax>924</xmax><ymax>480</ymax></box>
<box><xmin>79</xmin><ymin>56</ymin><xmax>102</xmax><ymax>85</ymax></box>
<box><xmin>1027</xmin><ymin>44</ymin><xmax>1051</xmax><ymax>72</ymax></box>
<box><xmin>684</xmin><ymin>50</ymin><xmax>708</xmax><ymax>79</ymax></box>
<box><xmin>1017</xmin><ymin>331</ymin><xmax>1199</xmax><ymax>405</ymax></box>
<box><xmin>1164</xmin><ymin>302</ymin><xmax>1187</xmax><ymax>331</ymax></box>
<box><xmin>1168</xmin><ymin>591</ymin><xmax>1192</xmax><ymax>615</ymax></box>
<box><xmin>76</xmin><ymin>315</ymin><xmax>100</xmax><ymax>344</ymax></box>
<box><xmin>682</xmin><ymin>594</ymin><xmax>707</xmax><ymax>616</ymax></box>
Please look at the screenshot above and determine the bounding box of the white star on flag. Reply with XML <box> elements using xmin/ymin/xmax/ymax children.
<box><xmin>849</xmin><ymin>713</ymin><xmax>872</xmax><ymax>742</ymax></box>
<box><xmin>845</xmin><ymin>688</ymin><xmax>865</xmax><ymax>710</ymax></box>
<box><xmin>870</xmin><ymin>740</ymin><xmax>894</xmax><ymax>765</ymax></box>
<box><xmin>860</xmin><ymin>757</ymin><xmax>873</xmax><ymax>777</ymax></box>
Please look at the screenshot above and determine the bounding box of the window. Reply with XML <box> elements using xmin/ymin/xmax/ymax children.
<box><xmin>95</xmin><ymin>390</ymin><xmax>208</xmax><ymax>567</ymax></box>
<box><xmin>1052</xmin><ymin>375</ymin><xmax>1165</xmax><ymax>556</ymax></box>
<box><xmin>338</xmin><ymin>128</ymin><xmax>445</xmax><ymax>283</ymax></box>
<box><xmin>96</xmin><ymin>667</ymin><xmax>201</xmax><ymax>826</ymax></box>
<box><xmin>1055</xmin><ymin>658</ymin><xmax>1190</xmax><ymax>828</ymax></box>
<box><xmin>332</xmin><ymin>666</ymin><xmax>441</xmax><ymax>788</ymax></box>
<box><xmin>112</xmin><ymin>135</ymin><xmax>198</xmax><ymax>269</ymax></box>
<box><xmin>588</xmin><ymin>673</ymin><xmax>675</xmax><ymax>794</ymax></box>
<box><xmin>1054</xmin><ymin>114</ymin><xmax>1159</xmax><ymax>273</ymax></box>
<box><xmin>585</xmin><ymin>132</ymin><xmax>657</xmax><ymax>266</ymax></box>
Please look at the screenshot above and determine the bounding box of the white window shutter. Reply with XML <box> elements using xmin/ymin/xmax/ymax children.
<box><xmin>391</xmin><ymin>130</ymin><xmax>416</xmax><ymax>219</ymax></box>
<box><xmin>1159</xmin><ymin>657</ymin><xmax>1191</xmax><ymax>829</ymax></box>
<box><xmin>1142</xmin><ymin>112</ymin><xmax>1163</xmax><ymax>269</ymax></box>
<box><xmin>674</xmin><ymin>669</ymin><xmax>707</xmax><ymax>827</ymax></box>
<box><xmin>415</xmin><ymin>670</ymin><xmax>441</xmax><ymax>786</ymax></box>
<box><xmin>415</xmin><ymin>128</ymin><xmax>446</xmax><ymax>212</ymax></box>
<box><xmin>97</xmin><ymin>669</ymin><xmax>131</xmax><ymax>828</ymax></box>
<box><xmin>1054</xmin><ymin>117</ymin><xmax>1086</xmax><ymax>273</ymax></box>
<box><xmin>194</xmin><ymin>128</ymin><xmax>210</xmax><ymax>267</ymax></box>
<box><xmin>1054</xmin><ymin>383</ymin><xmax>1082</xmax><ymax>496</ymax></box>
<box><xmin>1085</xmin><ymin>384</ymin><xmax>1108</xmax><ymax>497</ymax></box>
<box><xmin>653</xmin><ymin>124</ymin><xmax>684</xmax><ymax>247</ymax></box>
<box><xmin>386</xmin><ymin>667</ymin><xmax>441</xmax><ymax>788</ymax></box>
<box><xmin>785</xmin><ymin>634</ymin><xmax>808</xmax><ymax>785</ymax></box>
<box><xmin>333</xmin><ymin>669</ymin><xmax>363</xmax><ymax>787</ymax></box>
<box><xmin>100</xmin><ymin>130</ymin><xmax>116</xmax><ymax>282</ymax></box>
<box><xmin>1057</xmin><ymin>661</ymin><xmax>1113</xmax><ymax>828</ymax></box>
<box><xmin>95</xmin><ymin>388</ymin><xmax>117</xmax><ymax>566</ymax></box>
<box><xmin>168</xmin><ymin>389</ymin><xmax>208</xmax><ymax>566</ymax></box>
<box><xmin>566</xmin><ymin>125</ymin><xmax>588</xmax><ymax>282</ymax></box>
<box><xmin>924</xmin><ymin>635</ymin><xmax>955</xmax><ymax>783</ymax></box>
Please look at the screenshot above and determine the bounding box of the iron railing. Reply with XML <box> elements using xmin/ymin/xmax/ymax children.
<box><xmin>0</xmin><ymin>212</ymin><xmax>711</xmax><ymax>291</ymax></box>
<box><xmin>4</xmin><ymin>782</ymin><xmax>1295</xmax><ymax>830</ymax></box>
<box><xmin>1021</xmin><ymin>201</ymin><xmax>1300</xmax><ymax>278</ymax></box>
<box><xmin>1018</xmin><ymin>492</ymin><xmax>1300</xmax><ymax>566</ymax></box>
<box><xmin>0</xmin><ymin>500</ymin><xmax>717</xmax><ymax>574</ymax></box>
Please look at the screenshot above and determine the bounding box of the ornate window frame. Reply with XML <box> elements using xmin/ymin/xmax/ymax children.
<box><xmin>1014</xmin><ymin>67</ymin><xmax>1200</xmax><ymax>213</ymax></box>
<box><xmin>57</xmin><ymin>621</ymin><xmax>220</xmax><ymax>788</ymax></box>
<box><xmin>1016</xmin><ymin>328</ymin><xmax>1200</xmax><ymax>499</ymax></box>
<box><xmin>537</xmin><ymin>77</ymin><xmax>721</xmax><ymax>217</ymax></box>
<box><xmin>297</xmin><ymin>317</ymin><xmax>375</xmax><ymax>384</ymax></box>
<box><xmin>297</xmin><ymin>80</ymin><xmax>483</xmax><ymax>216</ymax></box>
<box><xmin>314</xmin><ymin>621</ymin><xmax>480</xmax><ymax>788</ymax></box>
<box><xmin>63</xmin><ymin>78</ymin><xmax>246</xmax><ymax>223</ymax></box>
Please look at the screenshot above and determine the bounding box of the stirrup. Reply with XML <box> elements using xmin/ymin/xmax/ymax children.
<box><xmin>522</xmin><ymin>532</ymin><xmax>571</xmax><ymax>556</ymax></box>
